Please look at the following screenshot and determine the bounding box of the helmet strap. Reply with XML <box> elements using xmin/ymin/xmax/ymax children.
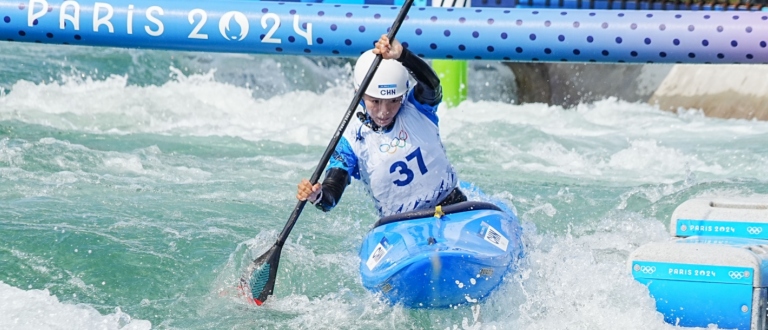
<box><xmin>356</xmin><ymin>110</ymin><xmax>397</xmax><ymax>133</ymax></box>
<box><xmin>356</xmin><ymin>111</ymin><xmax>374</xmax><ymax>129</ymax></box>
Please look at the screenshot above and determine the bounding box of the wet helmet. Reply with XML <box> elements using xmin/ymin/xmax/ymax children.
<box><xmin>353</xmin><ymin>50</ymin><xmax>410</xmax><ymax>100</ymax></box>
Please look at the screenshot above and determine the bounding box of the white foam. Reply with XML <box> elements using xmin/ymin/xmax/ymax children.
<box><xmin>0</xmin><ymin>67</ymin><xmax>350</xmax><ymax>146</ymax></box>
<box><xmin>0</xmin><ymin>138</ymin><xmax>30</xmax><ymax>166</ymax></box>
<box><xmin>441</xmin><ymin>98</ymin><xmax>768</xmax><ymax>184</ymax></box>
<box><xmin>481</xmin><ymin>214</ymin><xmax>694</xmax><ymax>330</ymax></box>
<box><xmin>0</xmin><ymin>281</ymin><xmax>151</xmax><ymax>330</ymax></box>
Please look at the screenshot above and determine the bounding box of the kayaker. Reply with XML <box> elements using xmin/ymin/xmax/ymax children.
<box><xmin>296</xmin><ymin>34</ymin><xmax>466</xmax><ymax>217</ymax></box>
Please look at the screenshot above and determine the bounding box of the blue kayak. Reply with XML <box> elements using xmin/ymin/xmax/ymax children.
<box><xmin>358</xmin><ymin>198</ymin><xmax>524</xmax><ymax>308</ymax></box>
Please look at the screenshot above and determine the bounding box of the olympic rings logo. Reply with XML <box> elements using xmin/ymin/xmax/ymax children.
<box><xmin>729</xmin><ymin>271</ymin><xmax>748</xmax><ymax>280</ymax></box>
<box><xmin>634</xmin><ymin>264</ymin><xmax>656</xmax><ymax>274</ymax></box>
<box><xmin>379</xmin><ymin>130</ymin><xmax>409</xmax><ymax>154</ymax></box>
<box><xmin>747</xmin><ymin>227</ymin><xmax>763</xmax><ymax>235</ymax></box>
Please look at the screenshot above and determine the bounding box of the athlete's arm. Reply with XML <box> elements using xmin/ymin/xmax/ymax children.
<box><xmin>309</xmin><ymin>137</ymin><xmax>358</xmax><ymax>212</ymax></box>
<box><xmin>397</xmin><ymin>47</ymin><xmax>442</xmax><ymax>107</ymax></box>
<box><xmin>311</xmin><ymin>168</ymin><xmax>350</xmax><ymax>212</ymax></box>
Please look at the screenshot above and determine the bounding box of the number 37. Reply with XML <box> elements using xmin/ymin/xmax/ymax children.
<box><xmin>390</xmin><ymin>147</ymin><xmax>429</xmax><ymax>187</ymax></box>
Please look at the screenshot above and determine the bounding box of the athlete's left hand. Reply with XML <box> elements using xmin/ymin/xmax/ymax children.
<box><xmin>373</xmin><ymin>34</ymin><xmax>403</xmax><ymax>60</ymax></box>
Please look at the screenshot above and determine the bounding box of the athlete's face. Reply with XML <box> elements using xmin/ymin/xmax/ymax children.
<box><xmin>363</xmin><ymin>95</ymin><xmax>403</xmax><ymax>127</ymax></box>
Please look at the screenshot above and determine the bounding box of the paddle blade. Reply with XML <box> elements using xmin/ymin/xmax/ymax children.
<box><xmin>240</xmin><ymin>244</ymin><xmax>282</xmax><ymax>306</ymax></box>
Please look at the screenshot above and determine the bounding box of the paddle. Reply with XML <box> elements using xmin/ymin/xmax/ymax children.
<box><xmin>241</xmin><ymin>0</ymin><xmax>415</xmax><ymax>306</ymax></box>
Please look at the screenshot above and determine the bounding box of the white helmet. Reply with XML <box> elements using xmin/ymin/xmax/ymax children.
<box><xmin>354</xmin><ymin>50</ymin><xmax>410</xmax><ymax>100</ymax></box>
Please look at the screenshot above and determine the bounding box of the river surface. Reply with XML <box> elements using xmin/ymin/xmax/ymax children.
<box><xmin>2</xmin><ymin>42</ymin><xmax>767</xmax><ymax>329</ymax></box>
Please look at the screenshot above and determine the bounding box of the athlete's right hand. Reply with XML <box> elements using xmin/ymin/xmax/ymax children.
<box><xmin>373</xmin><ymin>34</ymin><xmax>403</xmax><ymax>61</ymax></box>
<box><xmin>296</xmin><ymin>179</ymin><xmax>322</xmax><ymax>203</ymax></box>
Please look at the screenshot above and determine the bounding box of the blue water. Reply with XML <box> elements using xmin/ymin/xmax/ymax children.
<box><xmin>2</xmin><ymin>42</ymin><xmax>768</xmax><ymax>329</ymax></box>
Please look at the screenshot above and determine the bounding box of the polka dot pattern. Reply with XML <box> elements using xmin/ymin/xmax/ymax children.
<box><xmin>0</xmin><ymin>2</ymin><xmax>765</xmax><ymax>63</ymax></box>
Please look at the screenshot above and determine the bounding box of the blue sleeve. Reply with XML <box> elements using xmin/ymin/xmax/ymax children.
<box><xmin>407</xmin><ymin>89</ymin><xmax>439</xmax><ymax>126</ymax></box>
<box><xmin>327</xmin><ymin>136</ymin><xmax>360</xmax><ymax>180</ymax></box>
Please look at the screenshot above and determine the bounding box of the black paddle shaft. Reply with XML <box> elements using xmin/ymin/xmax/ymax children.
<box><xmin>276</xmin><ymin>0</ymin><xmax>415</xmax><ymax>247</ymax></box>
<box><xmin>246</xmin><ymin>0</ymin><xmax>416</xmax><ymax>305</ymax></box>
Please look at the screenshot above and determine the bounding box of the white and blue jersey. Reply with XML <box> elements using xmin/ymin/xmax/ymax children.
<box><xmin>329</xmin><ymin>90</ymin><xmax>458</xmax><ymax>217</ymax></box>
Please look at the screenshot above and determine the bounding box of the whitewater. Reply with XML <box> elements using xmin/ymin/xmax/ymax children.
<box><xmin>1</xmin><ymin>41</ymin><xmax>768</xmax><ymax>329</ymax></box>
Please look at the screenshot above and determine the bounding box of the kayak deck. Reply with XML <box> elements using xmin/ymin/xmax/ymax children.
<box><xmin>358</xmin><ymin>201</ymin><xmax>524</xmax><ymax>308</ymax></box>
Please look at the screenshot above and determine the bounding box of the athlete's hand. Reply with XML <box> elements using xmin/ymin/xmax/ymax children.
<box><xmin>373</xmin><ymin>34</ymin><xmax>403</xmax><ymax>60</ymax></box>
<box><xmin>296</xmin><ymin>179</ymin><xmax>322</xmax><ymax>203</ymax></box>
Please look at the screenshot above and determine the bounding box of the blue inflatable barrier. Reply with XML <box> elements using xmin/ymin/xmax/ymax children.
<box><xmin>513</xmin><ymin>1</ymin><xmax>766</xmax><ymax>10</ymax></box>
<box><xmin>249</xmin><ymin>0</ymin><xmax>766</xmax><ymax>11</ymax></box>
<box><xmin>1</xmin><ymin>0</ymin><xmax>767</xmax><ymax>63</ymax></box>
<box><xmin>470</xmin><ymin>0</ymin><xmax>768</xmax><ymax>10</ymax></box>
